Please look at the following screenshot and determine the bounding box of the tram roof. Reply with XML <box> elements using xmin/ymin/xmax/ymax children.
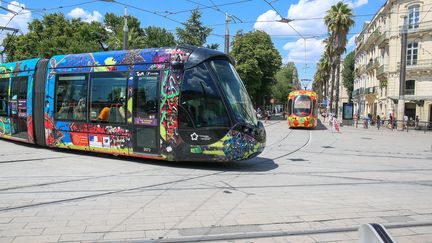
<box><xmin>47</xmin><ymin>45</ymin><xmax>234</xmax><ymax>70</ymax></box>
<box><xmin>288</xmin><ymin>90</ymin><xmax>317</xmax><ymax>98</ymax></box>
<box><xmin>0</xmin><ymin>58</ymin><xmax>41</xmax><ymax>75</ymax></box>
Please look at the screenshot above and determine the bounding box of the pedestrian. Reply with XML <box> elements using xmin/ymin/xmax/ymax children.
<box><xmin>376</xmin><ymin>114</ymin><xmax>381</xmax><ymax>130</ymax></box>
<box><xmin>403</xmin><ymin>114</ymin><xmax>408</xmax><ymax>130</ymax></box>
<box><xmin>354</xmin><ymin>114</ymin><xmax>358</xmax><ymax>128</ymax></box>
<box><xmin>415</xmin><ymin>115</ymin><xmax>419</xmax><ymax>129</ymax></box>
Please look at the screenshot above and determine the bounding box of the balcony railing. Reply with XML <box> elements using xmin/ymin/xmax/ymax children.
<box><xmin>405</xmin><ymin>59</ymin><xmax>432</xmax><ymax>69</ymax></box>
<box><xmin>377</xmin><ymin>62</ymin><xmax>389</xmax><ymax>75</ymax></box>
<box><xmin>366</xmin><ymin>58</ymin><xmax>379</xmax><ymax>72</ymax></box>
<box><xmin>364</xmin><ymin>86</ymin><xmax>377</xmax><ymax>95</ymax></box>
<box><xmin>401</xmin><ymin>20</ymin><xmax>432</xmax><ymax>35</ymax></box>
<box><xmin>405</xmin><ymin>89</ymin><xmax>415</xmax><ymax>95</ymax></box>
<box><xmin>377</xmin><ymin>31</ymin><xmax>390</xmax><ymax>47</ymax></box>
<box><xmin>352</xmin><ymin>87</ymin><xmax>365</xmax><ymax>97</ymax></box>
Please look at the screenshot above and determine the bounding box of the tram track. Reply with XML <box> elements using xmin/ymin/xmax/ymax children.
<box><xmin>0</xmin><ymin>170</ymin><xmax>228</xmax><ymax>212</ymax></box>
<box><xmin>269</xmin><ymin>130</ymin><xmax>312</xmax><ymax>161</ymax></box>
<box><xmin>136</xmin><ymin>221</ymin><xmax>432</xmax><ymax>243</ymax></box>
<box><xmin>2</xmin><ymin>178</ymin><xmax>432</xmax><ymax>195</ymax></box>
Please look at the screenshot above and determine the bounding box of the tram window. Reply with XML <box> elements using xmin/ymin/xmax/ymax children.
<box><xmin>0</xmin><ymin>78</ymin><xmax>8</xmax><ymax>116</ymax></box>
<box><xmin>136</xmin><ymin>75</ymin><xmax>158</xmax><ymax>118</ymax></box>
<box><xmin>16</xmin><ymin>77</ymin><xmax>28</xmax><ymax>99</ymax></box>
<box><xmin>293</xmin><ymin>95</ymin><xmax>312</xmax><ymax>117</ymax></box>
<box><xmin>179</xmin><ymin>63</ymin><xmax>229</xmax><ymax>129</ymax></box>
<box><xmin>210</xmin><ymin>60</ymin><xmax>257</xmax><ymax>125</ymax></box>
<box><xmin>288</xmin><ymin>99</ymin><xmax>293</xmax><ymax>115</ymax></box>
<box><xmin>90</xmin><ymin>73</ymin><xmax>128</xmax><ymax>123</ymax></box>
<box><xmin>55</xmin><ymin>74</ymin><xmax>88</xmax><ymax>121</ymax></box>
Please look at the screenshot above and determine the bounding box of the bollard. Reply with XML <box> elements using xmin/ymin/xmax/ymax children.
<box><xmin>358</xmin><ymin>223</ymin><xmax>395</xmax><ymax>243</ymax></box>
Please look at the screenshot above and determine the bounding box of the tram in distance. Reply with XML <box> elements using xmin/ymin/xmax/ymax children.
<box><xmin>287</xmin><ymin>90</ymin><xmax>318</xmax><ymax>128</ymax></box>
<box><xmin>0</xmin><ymin>45</ymin><xmax>266</xmax><ymax>162</ymax></box>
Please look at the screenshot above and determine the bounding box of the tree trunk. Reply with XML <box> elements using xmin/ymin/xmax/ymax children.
<box><xmin>335</xmin><ymin>56</ymin><xmax>341</xmax><ymax>118</ymax></box>
<box><xmin>324</xmin><ymin>74</ymin><xmax>328</xmax><ymax>102</ymax></box>
<box><xmin>329</xmin><ymin>64</ymin><xmax>336</xmax><ymax>113</ymax></box>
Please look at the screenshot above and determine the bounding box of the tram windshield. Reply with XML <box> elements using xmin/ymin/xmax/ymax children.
<box><xmin>293</xmin><ymin>95</ymin><xmax>312</xmax><ymax>117</ymax></box>
<box><xmin>210</xmin><ymin>60</ymin><xmax>257</xmax><ymax>126</ymax></box>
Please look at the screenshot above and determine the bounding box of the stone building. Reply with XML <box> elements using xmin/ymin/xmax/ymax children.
<box><xmin>353</xmin><ymin>0</ymin><xmax>432</xmax><ymax>123</ymax></box>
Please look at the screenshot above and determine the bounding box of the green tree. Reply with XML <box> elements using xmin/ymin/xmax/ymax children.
<box><xmin>142</xmin><ymin>26</ymin><xmax>176</xmax><ymax>48</ymax></box>
<box><xmin>2</xmin><ymin>13</ymin><xmax>108</xmax><ymax>61</ymax></box>
<box><xmin>231</xmin><ymin>30</ymin><xmax>282</xmax><ymax>105</ymax></box>
<box><xmin>324</xmin><ymin>1</ymin><xmax>354</xmax><ymax>114</ymax></box>
<box><xmin>176</xmin><ymin>9</ymin><xmax>217</xmax><ymax>48</ymax></box>
<box><xmin>342</xmin><ymin>51</ymin><xmax>355</xmax><ymax>101</ymax></box>
<box><xmin>271</xmin><ymin>62</ymin><xmax>299</xmax><ymax>103</ymax></box>
<box><xmin>103</xmin><ymin>13</ymin><xmax>145</xmax><ymax>50</ymax></box>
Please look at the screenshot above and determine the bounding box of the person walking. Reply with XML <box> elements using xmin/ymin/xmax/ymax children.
<box><xmin>415</xmin><ymin>115</ymin><xmax>419</xmax><ymax>129</ymax></box>
<box><xmin>354</xmin><ymin>114</ymin><xmax>358</xmax><ymax>128</ymax></box>
<box><xmin>376</xmin><ymin>114</ymin><xmax>381</xmax><ymax>130</ymax></box>
<box><xmin>403</xmin><ymin>114</ymin><xmax>409</xmax><ymax>131</ymax></box>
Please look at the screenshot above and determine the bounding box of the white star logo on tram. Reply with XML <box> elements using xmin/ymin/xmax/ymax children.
<box><xmin>190</xmin><ymin>132</ymin><xmax>199</xmax><ymax>141</ymax></box>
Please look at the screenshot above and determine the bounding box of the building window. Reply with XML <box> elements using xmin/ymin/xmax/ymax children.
<box><xmin>0</xmin><ymin>78</ymin><xmax>8</xmax><ymax>116</ymax></box>
<box><xmin>55</xmin><ymin>74</ymin><xmax>88</xmax><ymax>121</ymax></box>
<box><xmin>90</xmin><ymin>72</ymin><xmax>128</xmax><ymax>123</ymax></box>
<box><xmin>408</xmin><ymin>5</ymin><xmax>420</xmax><ymax>29</ymax></box>
<box><xmin>405</xmin><ymin>80</ymin><xmax>415</xmax><ymax>95</ymax></box>
<box><xmin>406</xmin><ymin>42</ymin><xmax>418</xmax><ymax>66</ymax></box>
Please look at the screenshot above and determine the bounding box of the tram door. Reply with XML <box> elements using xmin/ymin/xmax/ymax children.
<box><xmin>10</xmin><ymin>76</ymin><xmax>28</xmax><ymax>139</ymax></box>
<box><xmin>132</xmin><ymin>71</ymin><xmax>160</xmax><ymax>154</ymax></box>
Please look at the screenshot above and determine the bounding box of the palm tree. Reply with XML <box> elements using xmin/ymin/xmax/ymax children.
<box><xmin>324</xmin><ymin>1</ymin><xmax>354</xmax><ymax>115</ymax></box>
<box><xmin>323</xmin><ymin>37</ymin><xmax>336</xmax><ymax>110</ymax></box>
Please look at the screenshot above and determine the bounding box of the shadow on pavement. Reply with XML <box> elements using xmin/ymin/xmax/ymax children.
<box><xmin>0</xmin><ymin>137</ymin><xmax>278</xmax><ymax>172</ymax></box>
<box><xmin>315</xmin><ymin>119</ymin><xmax>329</xmax><ymax>130</ymax></box>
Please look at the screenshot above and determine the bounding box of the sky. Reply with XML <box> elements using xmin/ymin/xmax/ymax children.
<box><xmin>0</xmin><ymin>0</ymin><xmax>387</xmax><ymax>87</ymax></box>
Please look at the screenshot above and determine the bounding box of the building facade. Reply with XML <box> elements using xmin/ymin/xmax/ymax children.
<box><xmin>354</xmin><ymin>0</ymin><xmax>432</xmax><ymax>123</ymax></box>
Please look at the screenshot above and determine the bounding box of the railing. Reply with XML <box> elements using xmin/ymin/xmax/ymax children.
<box><xmin>402</xmin><ymin>20</ymin><xmax>432</xmax><ymax>35</ymax></box>
<box><xmin>377</xmin><ymin>31</ymin><xmax>390</xmax><ymax>47</ymax></box>
<box><xmin>366</xmin><ymin>58</ymin><xmax>379</xmax><ymax>72</ymax></box>
<box><xmin>404</xmin><ymin>88</ymin><xmax>415</xmax><ymax>95</ymax></box>
<box><xmin>364</xmin><ymin>86</ymin><xmax>377</xmax><ymax>94</ymax></box>
<box><xmin>352</xmin><ymin>87</ymin><xmax>365</xmax><ymax>97</ymax></box>
<box><xmin>352</xmin><ymin>118</ymin><xmax>432</xmax><ymax>133</ymax></box>
<box><xmin>364</xmin><ymin>28</ymin><xmax>382</xmax><ymax>50</ymax></box>
<box><xmin>405</xmin><ymin>59</ymin><xmax>432</xmax><ymax>69</ymax></box>
<box><xmin>355</xmin><ymin>65</ymin><xmax>366</xmax><ymax>76</ymax></box>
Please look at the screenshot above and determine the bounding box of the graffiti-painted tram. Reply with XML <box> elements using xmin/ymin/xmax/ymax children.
<box><xmin>0</xmin><ymin>46</ymin><xmax>265</xmax><ymax>162</ymax></box>
<box><xmin>287</xmin><ymin>90</ymin><xmax>318</xmax><ymax>128</ymax></box>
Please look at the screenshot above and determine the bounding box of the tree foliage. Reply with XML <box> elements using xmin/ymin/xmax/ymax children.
<box><xmin>231</xmin><ymin>30</ymin><xmax>282</xmax><ymax>105</ymax></box>
<box><xmin>2</xmin><ymin>12</ymin><xmax>177</xmax><ymax>62</ymax></box>
<box><xmin>342</xmin><ymin>51</ymin><xmax>355</xmax><ymax>100</ymax></box>
<box><xmin>104</xmin><ymin>14</ymin><xmax>175</xmax><ymax>49</ymax></box>
<box><xmin>271</xmin><ymin>62</ymin><xmax>299</xmax><ymax>103</ymax></box>
<box><xmin>3</xmin><ymin>13</ymin><xmax>108</xmax><ymax>61</ymax></box>
<box><xmin>176</xmin><ymin>9</ymin><xmax>217</xmax><ymax>48</ymax></box>
<box><xmin>142</xmin><ymin>26</ymin><xmax>176</xmax><ymax>48</ymax></box>
<box><xmin>323</xmin><ymin>1</ymin><xmax>354</xmax><ymax>113</ymax></box>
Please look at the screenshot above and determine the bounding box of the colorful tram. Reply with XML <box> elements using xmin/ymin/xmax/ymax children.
<box><xmin>287</xmin><ymin>90</ymin><xmax>318</xmax><ymax>128</ymax></box>
<box><xmin>0</xmin><ymin>46</ymin><xmax>266</xmax><ymax>162</ymax></box>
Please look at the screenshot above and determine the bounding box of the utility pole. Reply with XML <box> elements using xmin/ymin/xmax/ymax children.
<box><xmin>0</xmin><ymin>26</ymin><xmax>19</xmax><ymax>64</ymax></box>
<box><xmin>397</xmin><ymin>16</ymin><xmax>408</xmax><ymax>130</ymax></box>
<box><xmin>123</xmin><ymin>7</ymin><xmax>128</xmax><ymax>50</ymax></box>
<box><xmin>224</xmin><ymin>12</ymin><xmax>229</xmax><ymax>54</ymax></box>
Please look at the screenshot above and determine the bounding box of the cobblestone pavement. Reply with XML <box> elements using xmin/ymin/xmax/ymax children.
<box><xmin>1</xmin><ymin>120</ymin><xmax>432</xmax><ymax>242</ymax></box>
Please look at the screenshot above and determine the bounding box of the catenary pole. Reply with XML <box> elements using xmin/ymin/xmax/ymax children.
<box><xmin>123</xmin><ymin>7</ymin><xmax>129</xmax><ymax>50</ymax></box>
<box><xmin>397</xmin><ymin>16</ymin><xmax>408</xmax><ymax>130</ymax></box>
<box><xmin>225</xmin><ymin>12</ymin><xmax>229</xmax><ymax>53</ymax></box>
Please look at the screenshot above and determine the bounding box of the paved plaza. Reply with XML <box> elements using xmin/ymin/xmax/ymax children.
<box><xmin>1</xmin><ymin>120</ymin><xmax>432</xmax><ymax>242</ymax></box>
